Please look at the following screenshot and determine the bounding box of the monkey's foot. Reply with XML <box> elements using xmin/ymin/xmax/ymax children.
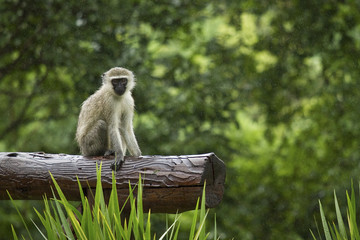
<box><xmin>104</xmin><ymin>150</ymin><xmax>115</xmax><ymax>156</ymax></box>
<box><xmin>110</xmin><ymin>158</ymin><xmax>124</xmax><ymax>171</ymax></box>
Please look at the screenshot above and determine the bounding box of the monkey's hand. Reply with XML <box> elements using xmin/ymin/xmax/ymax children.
<box><xmin>110</xmin><ymin>154</ymin><xmax>124</xmax><ymax>171</ymax></box>
<box><xmin>104</xmin><ymin>150</ymin><xmax>115</xmax><ymax>156</ymax></box>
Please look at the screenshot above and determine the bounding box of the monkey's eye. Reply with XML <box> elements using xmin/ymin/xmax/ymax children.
<box><xmin>111</xmin><ymin>78</ymin><xmax>127</xmax><ymax>86</ymax></box>
<box><xmin>119</xmin><ymin>78</ymin><xmax>128</xmax><ymax>84</ymax></box>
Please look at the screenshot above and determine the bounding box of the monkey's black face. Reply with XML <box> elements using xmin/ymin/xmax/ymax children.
<box><xmin>111</xmin><ymin>78</ymin><xmax>128</xmax><ymax>96</ymax></box>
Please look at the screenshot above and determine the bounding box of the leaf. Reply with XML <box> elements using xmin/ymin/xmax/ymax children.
<box><xmin>159</xmin><ymin>214</ymin><xmax>182</xmax><ymax>240</ymax></box>
<box><xmin>214</xmin><ymin>213</ymin><xmax>217</xmax><ymax>240</ymax></box>
<box><xmin>309</xmin><ymin>229</ymin><xmax>318</xmax><ymax>240</ymax></box>
<box><xmin>189</xmin><ymin>199</ymin><xmax>200</xmax><ymax>240</ymax></box>
<box><xmin>137</xmin><ymin>174</ymin><xmax>144</xmax><ymax>237</ymax></box>
<box><xmin>319</xmin><ymin>200</ymin><xmax>332</xmax><ymax>240</ymax></box>
<box><xmin>11</xmin><ymin>225</ymin><xmax>19</xmax><ymax>240</ymax></box>
<box><xmin>49</xmin><ymin>175</ymin><xmax>75</xmax><ymax>239</ymax></box>
<box><xmin>347</xmin><ymin>188</ymin><xmax>360</xmax><ymax>239</ymax></box>
<box><xmin>7</xmin><ymin>191</ymin><xmax>34</xmax><ymax>240</ymax></box>
<box><xmin>334</xmin><ymin>190</ymin><xmax>347</xmax><ymax>239</ymax></box>
<box><xmin>199</xmin><ymin>183</ymin><xmax>207</xmax><ymax>240</ymax></box>
<box><xmin>194</xmin><ymin>209</ymin><xmax>209</xmax><ymax>240</ymax></box>
<box><xmin>30</xmin><ymin>219</ymin><xmax>47</xmax><ymax>240</ymax></box>
<box><xmin>145</xmin><ymin>209</ymin><xmax>152</xmax><ymax>240</ymax></box>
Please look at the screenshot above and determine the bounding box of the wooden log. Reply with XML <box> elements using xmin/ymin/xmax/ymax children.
<box><xmin>0</xmin><ymin>152</ymin><xmax>225</xmax><ymax>213</ymax></box>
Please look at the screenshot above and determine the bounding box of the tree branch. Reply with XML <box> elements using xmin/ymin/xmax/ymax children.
<box><xmin>0</xmin><ymin>152</ymin><xmax>226</xmax><ymax>213</ymax></box>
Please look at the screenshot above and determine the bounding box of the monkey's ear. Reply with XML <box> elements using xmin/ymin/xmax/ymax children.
<box><xmin>101</xmin><ymin>73</ymin><xmax>106</xmax><ymax>83</ymax></box>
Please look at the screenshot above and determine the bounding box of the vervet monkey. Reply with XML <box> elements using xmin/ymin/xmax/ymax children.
<box><xmin>76</xmin><ymin>67</ymin><xmax>141</xmax><ymax>170</ymax></box>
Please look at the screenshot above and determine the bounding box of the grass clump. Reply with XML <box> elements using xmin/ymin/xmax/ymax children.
<box><xmin>9</xmin><ymin>164</ymin><xmax>215</xmax><ymax>240</ymax></box>
<box><xmin>311</xmin><ymin>182</ymin><xmax>360</xmax><ymax>240</ymax></box>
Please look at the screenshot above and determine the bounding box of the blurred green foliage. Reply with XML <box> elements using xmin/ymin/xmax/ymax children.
<box><xmin>1</xmin><ymin>0</ymin><xmax>360</xmax><ymax>239</ymax></box>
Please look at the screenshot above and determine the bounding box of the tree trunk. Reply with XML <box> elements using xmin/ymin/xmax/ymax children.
<box><xmin>0</xmin><ymin>152</ymin><xmax>225</xmax><ymax>213</ymax></box>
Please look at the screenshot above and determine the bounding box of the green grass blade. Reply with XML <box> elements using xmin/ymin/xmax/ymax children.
<box><xmin>347</xmin><ymin>190</ymin><xmax>360</xmax><ymax>240</ymax></box>
<box><xmin>173</xmin><ymin>219</ymin><xmax>181</xmax><ymax>240</ymax></box>
<box><xmin>30</xmin><ymin>219</ymin><xmax>47</xmax><ymax>240</ymax></box>
<box><xmin>114</xmin><ymin>215</ymin><xmax>126</xmax><ymax>239</ymax></box>
<box><xmin>128</xmin><ymin>181</ymin><xmax>135</xmax><ymax>210</ymax></box>
<box><xmin>159</xmin><ymin>214</ymin><xmax>181</xmax><ymax>240</ymax></box>
<box><xmin>49</xmin><ymin>172</ymin><xmax>87</xmax><ymax>239</ymax></box>
<box><xmin>137</xmin><ymin>175</ymin><xmax>144</xmax><ymax>237</ymax></box>
<box><xmin>92</xmin><ymin>165</ymin><xmax>108</xmax><ymax>238</ymax></box>
<box><xmin>328</xmin><ymin>223</ymin><xmax>337</xmax><ymax>239</ymax></box>
<box><xmin>33</xmin><ymin>208</ymin><xmax>47</xmax><ymax>230</ymax></box>
<box><xmin>108</xmin><ymin>171</ymin><xmax>120</xmax><ymax>223</ymax></box>
<box><xmin>98</xmin><ymin>210</ymin><xmax>115</xmax><ymax>240</ymax></box>
<box><xmin>77</xmin><ymin>175</ymin><xmax>86</xmax><ymax>208</ymax></box>
<box><xmin>319</xmin><ymin>200</ymin><xmax>332</xmax><ymax>240</ymax></box>
<box><xmin>11</xmin><ymin>168</ymin><xmax>222</xmax><ymax>240</ymax></box>
<box><xmin>49</xmin><ymin>198</ymin><xmax>66</xmax><ymax>237</ymax></box>
<box><xmin>189</xmin><ymin>199</ymin><xmax>200</xmax><ymax>240</ymax></box>
<box><xmin>7</xmin><ymin>191</ymin><xmax>34</xmax><ymax>240</ymax></box>
<box><xmin>145</xmin><ymin>210</ymin><xmax>152</xmax><ymax>240</ymax></box>
<box><xmin>168</xmin><ymin>212</ymin><xmax>179</xmax><ymax>240</ymax></box>
<box><xmin>199</xmin><ymin>184</ymin><xmax>207</xmax><ymax>240</ymax></box>
<box><xmin>50</xmin><ymin>186</ymin><xmax>74</xmax><ymax>239</ymax></box>
<box><xmin>126</xmin><ymin>181</ymin><xmax>136</xmax><ymax>240</ymax></box>
<box><xmin>33</xmin><ymin>207</ymin><xmax>55</xmax><ymax>240</ymax></box>
<box><xmin>214</xmin><ymin>213</ymin><xmax>217</xmax><ymax>240</ymax></box>
<box><xmin>35</xmin><ymin>199</ymin><xmax>50</xmax><ymax>225</ymax></box>
<box><xmin>172</xmin><ymin>213</ymin><xmax>182</xmax><ymax>240</ymax></box>
<box><xmin>332</xmin><ymin>222</ymin><xmax>344</xmax><ymax>240</ymax></box>
<box><xmin>124</xmin><ymin>218</ymin><xmax>130</xmax><ymax>239</ymax></box>
<box><xmin>53</xmin><ymin>199</ymin><xmax>73</xmax><ymax>239</ymax></box>
<box><xmin>130</xmin><ymin>197</ymin><xmax>140</xmax><ymax>240</ymax></box>
<box><xmin>118</xmin><ymin>182</ymin><xmax>135</xmax><ymax>216</ymax></box>
<box><xmin>68</xmin><ymin>212</ymin><xmax>87</xmax><ymax>240</ymax></box>
<box><xmin>310</xmin><ymin>229</ymin><xmax>318</xmax><ymax>240</ymax></box>
<box><xmin>94</xmin><ymin>163</ymin><xmax>107</xmax><ymax>221</ymax></box>
<box><xmin>11</xmin><ymin>225</ymin><xmax>19</xmax><ymax>240</ymax></box>
<box><xmin>81</xmin><ymin>199</ymin><xmax>93</xmax><ymax>238</ymax></box>
<box><xmin>45</xmin><ymin>197</ymin><xmax>62</xmax><ymax>239</ymax></box>
<box><xmin>166</xmin><ymin>214</ymin><xmax>169</xmax><ymax>240</ymax></box>
<box><xmin>194</xmin><ymin>209</ymin><xmax>209</xmax><ymax>240</ymax></box>
<box><xmin>334</xmin><ymin>190</ymin><xmax>347</xmax><ymax>239</ymax></box>
<box><xmin>76</xmin><ymin>175</ymin><xmax>88</xmax><ymax>221</ymax></box>
<box><xmin>350</xmin><ymin>183</ymin><xmax>356</xmax><ymax>224</ymax></box>
<box><xmin>313</xmin><ymin>215</ymin><xmax>323</xmax><ymax>240</ymax></box>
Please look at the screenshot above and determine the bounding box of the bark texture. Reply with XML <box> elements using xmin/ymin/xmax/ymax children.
<box><xmin>0</xmin><ymin>152</ymin><xmax>225</xmax><ymax>213</ymax></box>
